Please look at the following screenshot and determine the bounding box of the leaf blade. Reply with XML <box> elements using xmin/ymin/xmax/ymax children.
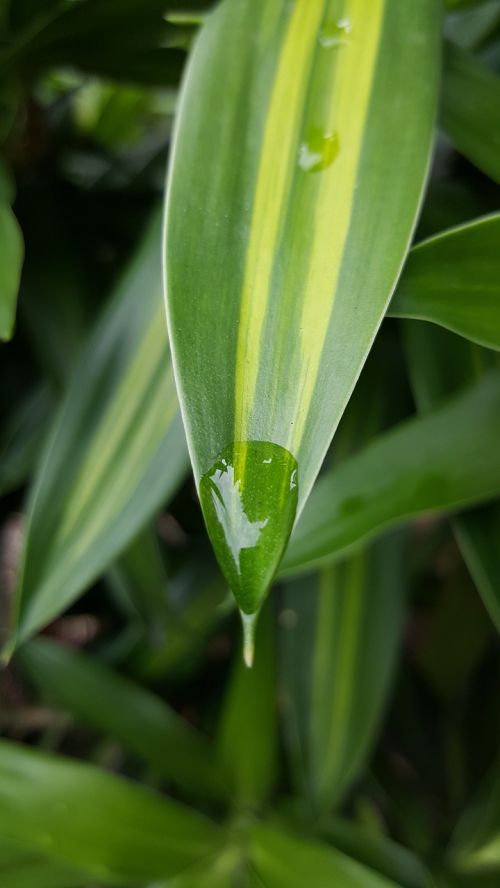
<box><xmin>164</xmin><ymin>0</ymin><xmax>440</xmax><ymax>614</ymax></box>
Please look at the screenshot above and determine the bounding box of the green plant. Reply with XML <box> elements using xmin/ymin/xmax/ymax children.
<box><xmin>1</xmin><ymin>0</ymin><xmax>500</xmax><ymax>885</ymax></box>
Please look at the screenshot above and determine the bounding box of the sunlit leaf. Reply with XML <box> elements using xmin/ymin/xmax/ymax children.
<box><xmin>164</xmin><ymin>0</ymin><xmax>440</xmax><ymax>626</ymax></box>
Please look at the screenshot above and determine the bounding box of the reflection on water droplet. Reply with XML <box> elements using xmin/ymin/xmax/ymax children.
<box><xmin>199</xmin><ymin>441</ymin><xmax>298</xmax><ymax>619</ymax></box>
<box><xmin>298</xmin><ymin>128</ymin><xmax>340</xmax><ymax>173</ymax></box>
<box><xmin>319</xmin><ymin>17</ymin><xmax>352</xmax><ymax>49</ymax></box>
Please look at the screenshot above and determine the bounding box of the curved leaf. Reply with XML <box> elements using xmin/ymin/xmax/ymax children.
<box><xmin>282</xmin><ymin>370</ymin><xmax>500</xmax><ymax>577</ymax></box>
<box><xmin>0</xmin><ymin>740</ymin><xmax>222</xmax><ymax>886</ymax></box>
<box><xmin>164</xmin><ymin>0</ymin><xmax>440</xmax><ymax>621</ymax></box>
<box><xmin>7</xmin><ymin>213</ymin><xmax>188</xmax><ymax>653</ymax></box>
<box><xmin>390</xmin><ymin>214</ymin><xmax>500</xmax><ymax>351</ymax></box>
<box><xmin>19</xmin><ymin>637</ymin><xmax>226</xmax><ymax>803</ymax></box>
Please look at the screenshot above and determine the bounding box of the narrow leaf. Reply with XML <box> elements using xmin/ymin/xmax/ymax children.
<box><xmin>8</xmin><ymin>213</ymin><xmax>188</xmax><ymax>651</ymax></box>
<box><xmin>282</xmin><ymin>370</ymin><xmax>500</xmax><ymax>577</ymax></box>
<box><xmin>281</xmin><ymin>532</ymin><xmax>406</xmax><ymax>811</ymax></box>
<box><xmin>390</xmin><ymin>214</ymin><xmax>500</xmax><ymax>351</ymax></box>
<box><xmin>164</xmin><ymin>0</ymin><xmax>440</xmax><ymax>620</ymax></box>
<box><xmin>318</xmin><ymin>819</ymin><xmax>429</xmax><ymax>888</ymax></box>
<box><xmin>19</xmin><ymin>637</ymin><xmax>226</xmax><ymax>802</ymax></box>
<box><xmin>249</xmin><ymin>822</ymin><xmax>401</xmax><ymax>888</ymax></box>
<box><xmin>403</xmin><ymin>321</ymin><xmax>500</xmax><ymax>631</ymax></box>
<box><xmin>0</xmin><ymin>203</ymin><xmax>23</xmax><ymax>342</ymax></box>
<box><xmin>443</xmin><ymin>41</ymin><xmax>500</xmax><ymax>183</ymax></box>
<box><xmin>0</xmin><ymin>740</ymin><xmax>222</xmax><ymax>885</ymax></box>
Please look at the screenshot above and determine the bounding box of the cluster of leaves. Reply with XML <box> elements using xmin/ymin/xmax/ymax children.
<box><xmin>1</xmin><ymin>0</ymin><xmax>500</xmax><ymax>886</ymax></box>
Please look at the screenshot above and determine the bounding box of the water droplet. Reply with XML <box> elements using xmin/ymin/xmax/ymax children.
<box><xmin>199</xmin><ymin>441</ymin><xmax>298</xmax><ymax>622</ymax></box>
<box><xmin>319</xmin><ymin>17</ymin><xmax>352</xmax><ymax>49</ymax></box>
<box><xmin>298</xmin><ymin>128</ymin><xmax>340</xmax><ymax>173</ymax></box>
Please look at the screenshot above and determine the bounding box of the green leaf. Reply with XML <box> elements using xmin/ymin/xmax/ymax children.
<box><xmin>390</xmin><ymin>214</ymin><xmax>500</xmax><ymax>351</ymax></box>
<box><xmin>18</xmin><ymin>636</ymin><xmax>226</xmax><ymax>803</ymax></box>
<box><xmin>282</xmin><ymin>370</ymin><xmax>500</xmax><ymax>577</ymax></box>
<box><xmin>217</xmin><ymin>603</ymin><xmax>278</xmax><ymax>807</ymax></box>
<box><xmin>249</xmin><ymin>822</ymin><xmax>401</xmax><ymax>887</ymax></box>
<box><xmin>0</xmin><ymin>203</ymin><xmax>23</xmax><ymax>342</ymax></box>
<box><xmin>7</xmin><ymin>212</ymin><xmax>189</xmax><ymax>652</ymax></box>
<box><xmin>0</xmin><ymin>840</ymin><xmax>89</xmax><ymax>888</ymax></box>
<box><xmin>450</xmin><ymin>765</ymin><xmax>500</xmax><ymax>874</ymax></box>
<box><xmin>442</xmin><ymin>41</ymin><xmax>500</xmax><ymax>183</ymax></box>
<box><xmin>164</xmin><ymin>0</ymin><xmax>440</xmax><ymax>619</ymax></box>
<box><xmin>0</xmin><ymin>739</ymin><xmax>222</xmax><ymax>886</ymax></box>
<box><xmin>454</xmin><ymin>504</ymin><xmax>500</xmax><ymax>630</ymax></box>
<box><xmin>106</xmin><ymin>526</ymin><xmax>173</xmax><ymax>636</ymax></box>
<box><xmin>281</xmin><ymin>532</ymin><xmax>406</xmax><ymax>811</ymax></box>
<box><xmin>403</xmin><ymin>322</ymin><xmax>500</xmax><ymax>631</ymax></box>
<box><xmin>318</xmin><ymin>819</ymin><xmax>429</xmax><ymax>888</ymax></box>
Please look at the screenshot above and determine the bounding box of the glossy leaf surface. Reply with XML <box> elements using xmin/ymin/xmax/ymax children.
<box><xmin>164</xmin><ymin>0</ymin><xmax>440</xmax><ymax>616</ymax></box>
<box><xmin>7</xmin><ymin>213</ymin><xmax>188</xmax><ymax>652</ymax></box>
<box><xmin>390</xmin><ymin>214</ymin><xmax>500</xmax><ymax>351</ymax></box>
<box><xmin>283</xmin><ymin>370</ymin><xmax>500</xmax><ymax>577</ymax></box>
<box><xmin>0</xmin><ymin>740</ymin><xmax>222</xmax><ymax>885</ymax></box>
<box><xmin>19</xmin><ymin>637</ymin><xmax>226</xmax><ymax>802</ymax></box>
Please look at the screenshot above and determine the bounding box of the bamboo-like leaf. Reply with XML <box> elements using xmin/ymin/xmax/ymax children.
<box><xmin>390</xmin><ymin>214</ymin><xmax>500</xmax><ymax>351</ymax></box>
<box><xmin>0</xmin><ymin>740</ymin><xmax>222</xmax><ymax>886</ymax></box>
<box><xmin>443</xmin><ymin>41</ymin><xmax>500</xmax><ymax>183</ymax></box>
<box><xmin>7</xmin><ymin>213</ymin><xmax>188</xmax><ymax>653</ymax></box>
<box><xmin>281</xmin><ymin>532</ymin><xmax>406</xmax><ymax>811</ymax></box>
<box><xmin>282</xmin><ymin>370</ymin><xmax>500</xmax><ymax>577</ymax></box>
<box><xmin>164</xmin><ymin>0</ymin><xmax>440</xmax><ymax>629</ymax></box>
<box><xmin>18</xmin><ymin>637</ymin><xmax>226</xmax><ymax>802</ymax></box>
<box><xmin>0</xmin><ymin>202</ymin><xmax>23</xmax><ymax>342</ymax></box>
<box><xmin>249</xmin><ymin>822</ymin><xmax>401</xmax><ymax>888</ymax></box>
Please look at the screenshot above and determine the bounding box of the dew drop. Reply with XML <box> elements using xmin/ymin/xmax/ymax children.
<box><xmin>319</xmin><ymin>16</ymin><xmax>352</xmax><ymax>49</ymax></box>
<box><xmin>199</xmin><ymin>441</ymin><xmax>298</xmax><ymax>628</ymax></box>
<box><xmin>298</xmin><ymin>128</ymin><xmax>340</xmax><ymax>173</ymax></box>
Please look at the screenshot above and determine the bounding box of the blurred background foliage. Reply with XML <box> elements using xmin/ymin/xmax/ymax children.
<box><xmin>0</xmin><ymin>0</ymin><xmax>500</xmax><ymax>886</ymax></box>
